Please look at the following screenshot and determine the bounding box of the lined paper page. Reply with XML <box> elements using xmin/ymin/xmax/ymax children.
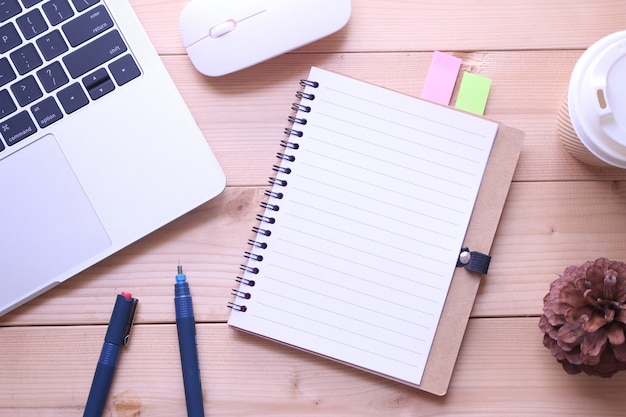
<box><xmin>228</xmin><ymin>67</ymin><xmax>498</xmax><ymax>386</ymax></box>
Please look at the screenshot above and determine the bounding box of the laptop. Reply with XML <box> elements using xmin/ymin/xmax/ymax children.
<box><xmin>0</xmin><ymin>0</ymin><xmax>226</xmax><ymax>315</ymax></box>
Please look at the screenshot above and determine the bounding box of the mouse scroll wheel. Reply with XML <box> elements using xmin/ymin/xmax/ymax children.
<box><xmin>209</xmin><ymin>20</ymin><xmax>237</xmax><ymax>39</ymax></box>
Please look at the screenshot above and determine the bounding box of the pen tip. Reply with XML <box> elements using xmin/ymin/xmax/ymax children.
<box><xmin>177</xmin><ymin>264</ymin><xmax>183</xmax><ymax>275</ymax></box>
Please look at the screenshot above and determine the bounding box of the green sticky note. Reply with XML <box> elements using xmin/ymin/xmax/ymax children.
<box><xmin>455</xmin><ymin>72</ymin><xmax>492</xmax><ymax>115</ymax></box>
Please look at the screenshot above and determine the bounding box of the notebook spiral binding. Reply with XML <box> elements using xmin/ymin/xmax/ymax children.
<box><xmin>227</xmin><ymin>78</ymin><xmax>319</xmax><ymax>313</ymax></box>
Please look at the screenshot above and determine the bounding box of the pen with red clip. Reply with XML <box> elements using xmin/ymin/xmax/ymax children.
<box><xmin>83</xmin><ymin>292</ymin><xmax>138</xmax><ymax>417</ymax></box>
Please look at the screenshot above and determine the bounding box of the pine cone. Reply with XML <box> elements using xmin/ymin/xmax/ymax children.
<box><xmin>538</xmin><ymin>257</ymin><xmax>626</xmax><ymax>377</ymax></box>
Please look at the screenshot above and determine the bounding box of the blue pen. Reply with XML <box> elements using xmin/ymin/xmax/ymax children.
<box><xmin>175</xmin><ymin>264</ymin><xmax>205</xmax><ymax>417</ymax></box>
<box><xmin>84</xmin><ymin>292</ymin><xmax>138</xmax><ymax>417</ymax></box>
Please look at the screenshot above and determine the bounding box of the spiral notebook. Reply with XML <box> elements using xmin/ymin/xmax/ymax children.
<box><xmin>228</xmin><ymin>66</ymin><xmax>524</xmax><ymax>395</ymax></box>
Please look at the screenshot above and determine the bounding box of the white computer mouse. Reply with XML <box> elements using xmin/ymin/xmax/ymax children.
<box><xmin>180</xmin><ymin>0</ymin><xmax>351</xmax><ymax>77</ymax></box>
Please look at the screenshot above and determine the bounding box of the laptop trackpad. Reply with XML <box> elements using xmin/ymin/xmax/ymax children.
<box><xmin>0</xmin><ymin>135</ymin><xmax>112</xmax><ymax>302</ymax></box>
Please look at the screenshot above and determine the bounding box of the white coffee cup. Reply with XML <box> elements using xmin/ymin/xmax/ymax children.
<box><xmin>558</xmin><ymin>31</ymin><xmax>626</xmax><ymax>168</ymax></box>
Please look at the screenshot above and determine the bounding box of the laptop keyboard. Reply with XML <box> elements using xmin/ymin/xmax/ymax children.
<box><xmin>0</xmin><ymin>0</ymin><xmax>141</xmax><ymax>153</ymax></box>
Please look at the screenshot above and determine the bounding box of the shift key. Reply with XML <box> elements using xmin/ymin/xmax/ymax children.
<box><xmin>63</xmin><ymin>30</ymin><xmax>127</xmax><ymax>79</ymax></box>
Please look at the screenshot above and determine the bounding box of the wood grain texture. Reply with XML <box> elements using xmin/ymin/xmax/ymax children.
<box><xmin>4</xmin><ymin>0</ymin><xmax>626</xmax><ymax>414</ymax></box>
<box><xmin>2</xmin><ymin>319</ymin><xmax>626</xmax><ymax>417</ymax></box>
<box><xmin>160</xmin><ymin>51</ymin><xmax>626</xmax><ymax>187</ymax></box>
<box><xmin>3</xmin><ymin>181</ymin><xmax>626</xmax><ymax>326</ymax></box>
<box><xmin>129</xmin><ymin>0</ymin><xmax>626</xmax><ymax>55</ymax></box>
<box><xmin>475</xmin><ymin>180</ymin><xmax>626</xmax><ymax>317</ymax></box>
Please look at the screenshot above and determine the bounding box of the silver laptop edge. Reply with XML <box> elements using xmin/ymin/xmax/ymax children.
<box><xmin>0</xmin><ymin>0</ymin><xmax>225</xmax><ymax>315</ymax></box>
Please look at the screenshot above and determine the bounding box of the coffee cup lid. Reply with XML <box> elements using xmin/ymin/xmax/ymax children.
<box><xmin>568</xmin><ymin>31</ymin><xmax>626</xmax><ymax>168</ymax></box>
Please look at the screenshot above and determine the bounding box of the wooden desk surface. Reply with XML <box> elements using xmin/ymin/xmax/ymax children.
<box><xmin>3</xmin><ymin>0</ymin><xmax>626</xmax><ymax>415</ymax></box>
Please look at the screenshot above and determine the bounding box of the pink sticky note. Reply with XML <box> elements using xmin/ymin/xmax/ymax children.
<box><xmin>420</xmin><ymin>51</ymin><xmax>462</xmax><ymax>105</ymax></box>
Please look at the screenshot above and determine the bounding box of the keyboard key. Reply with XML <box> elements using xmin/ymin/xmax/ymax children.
<box><xmin>16</xmin><ymin>8</ymin><xmax>48</xmax><ymax>39</ymax></box>
<box><xmin>82</xmin><ymin>66</ymin><xmax>106</xmax><ymax>89</ymax></box>
<box><xmin>70</xmin><ymin>0</ymin><xmax>98</xmax><ymax>12</ymax></box>
<box><xmin>11</xmin><ymin>74</ymin><xmax>43</xmax><ymax>106</ymax></box>
<box><xmin>36</xmin><ymin>29</ymin><xmax>68</xmax><ymax>60</ymax></box>
<box><xmin>10</xmin><ymin>43</ymin><xmax>43</xmax><ymax>74</ymax></box>
<box><xmin>0</xmin><ymin>110</ymin><xmax>37</xmax><ymax>145</ymax></box>
<box><xmin>22</xmin><ymin>0</ymin><xmax>45</xmax><ymax>7</ymax></box>
<box><xmin>63</xmin><ymin>29</ymin><xmax>126</xmax><ymax>78</ymax></box>
<box><xmin>87</xmin><ymin>76</ymin><xmax>113</xmax><ymax>99</ymax></box>
<box><xmin>42</xmin><ymin>0</ymin><xmax>74</xmax><ymax>25</ymax></box>
<box><xmin>31</xmin><ymin>96</ymin><xmax>63</xmax><ymax>127</ymax></box>
<box><xmin>37</xmin><ymin>61</ymin><xmax>68</xmax><ymax>92</ymax></box>
<box><xmin>82</xmin><ymin>67</ymin><xmax>113</xmax><ymax>99</ymax></box>
<box><xmin>0</xmin><ymin>57</ymin><xmax>16</xmax><ymax>87</ymax></box>
<box><xmin>0</xmin><ymin>0</ymin><xmax>21</xmax><ymax>23</ymax></box>
<box><xmin>57</xmin><ymin>81</ymin><xmax>88</xmax><ymax>113</ymax></box>
<box><xmin>0</xmin><ymin>22</ymin><xmax>22</xmax><ymax>53</ymax></box>
<box><xmin>62</xmin><ymin>4</ymin><xmax>111</xmax><ymax>47</ymax></box>
<box><xmin>109</xmin><ymin>54</ymin><xmax>140</xmax><ymax>86</ymax></box>
<box><xmin>0</xmin><ymin>89</ymin><xmax>17</xmax><ymax>118</ymax></box>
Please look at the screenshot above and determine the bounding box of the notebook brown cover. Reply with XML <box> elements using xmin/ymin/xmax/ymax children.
<box><xmin>419</xmin><ymin>123</ymin><xmax>524</xmax><ymax>395</ymax></box>
<box><xmin>230</xmin><ymin>111</ymin><xmax>524</xmax><ymax>396</ymax></box>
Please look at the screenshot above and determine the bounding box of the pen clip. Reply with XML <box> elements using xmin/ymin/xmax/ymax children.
<box><xmin>123</xmin><ymin>298</ymin><xmax>138</xmax><ymax>346</ymax></box>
